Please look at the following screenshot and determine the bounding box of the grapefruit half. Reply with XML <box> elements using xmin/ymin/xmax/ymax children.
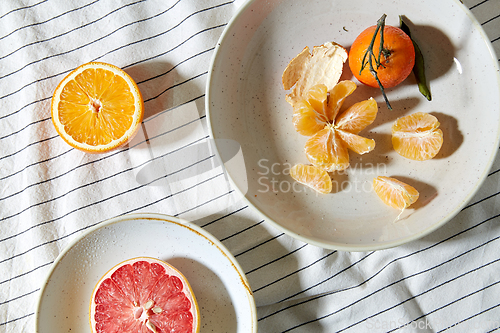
<box><xmin>90</xmin><ymin>257</ymin><xmax>200</xmax><ymax>333</ymax></box>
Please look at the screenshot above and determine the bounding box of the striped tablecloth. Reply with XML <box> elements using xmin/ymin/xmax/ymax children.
<box><xmin>1</xmin><ymin>0</ymin><xmax>500</xmax><ymax>332</ymax></box>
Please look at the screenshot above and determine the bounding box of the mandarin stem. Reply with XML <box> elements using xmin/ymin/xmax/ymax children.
<box><xmin>360</xmin><ymin>14</ymin><xmax>392</xmax><ymax>110</ymax></box>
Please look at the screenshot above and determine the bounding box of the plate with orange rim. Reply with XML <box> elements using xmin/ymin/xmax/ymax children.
<box><xmin>206</xmin><ymin>0</ymin><xmax>500</xmax><ymax>250</ymax></box>
<box><xmin>35</xmin><ymin>213</ymin><xmax>257</xmax><ymax>333</ymax></box>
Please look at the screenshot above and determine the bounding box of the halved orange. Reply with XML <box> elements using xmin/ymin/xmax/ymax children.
<box><xmin>290</xmin><ymin>164</ymin><xmax>332</xmax><ymax>194</ymax></box>
<box><xmin>392</xmin><ymin>112</ymin><xmax>443</xmax><ymax>161</ymax></box>
<box><xmin>51</xmin><ymin>62</ymin><xmax>144</xmax><ymax>153</ymax></box>
<box><xmin>373</xmin><ymin>176</ymin><xmax>419</xmax><ymax>210</ymax></box>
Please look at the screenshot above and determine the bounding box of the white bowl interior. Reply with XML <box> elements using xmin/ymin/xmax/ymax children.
<box><xmin>35</xmin><ymin>213</ymin><xmax>257</xmax><ymax>332</ymax></box>
<box><xmin>207</xmin><ymin>0</ymin><xmax>500</xmax><ymax>250</ymax></box>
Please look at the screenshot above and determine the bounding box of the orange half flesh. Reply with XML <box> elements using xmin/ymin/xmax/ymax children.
<box><xmin>51</xmin><ymin>62</ymin><xmax>144</xmax><ymax>153</ymax></box>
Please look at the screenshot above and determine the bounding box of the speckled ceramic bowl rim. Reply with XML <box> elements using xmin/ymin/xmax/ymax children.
<box><xmin>34</xmin><ymin>213</ymin><xmax>258</xmax><ymax>332</ymax></box>
<box><xmin>205</xmin><ymin>0</ymin><xmax>500</xmax><ymax>251</ymax></box>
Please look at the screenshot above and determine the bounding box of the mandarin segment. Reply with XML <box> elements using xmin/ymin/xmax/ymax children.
<box><xmin>292</xmin><ymin>100</ymin><xmax>328</xmax><ymax>136</ymax></box>
<box><xmin>290</xmin><ymin>164</ymin><xmax>332</xmax><ymax>194</ymax></box>
<box><xmin>325</xmin><ymin>80</ymin><xmax>357</xmax><ymax>121</ymax></box>
<box><xmin>392</xmin><ymin>112</ymin><xmax>444</xmax><ymax>161</ymax></box>
<box><xmin>304</xmin><ymin>128</ymin><xmax>350</xmax><ymax>171</ymax></box>
<box><xmin>373</xmin><ymin>176</ymin><xmax>419</xmax><ymax>210</ymax></box>
<box><xmin>336</xmin><ymin>129</ymin><xmax>375</xmax><ymax>155</ymax></box>
<box><xmin>292</xmin><ymin>83</ymin><xmax>329</xmax><ymax>136</ymax></box>
<box><xmin>290</xmin><ymin>82</ymin><xmax>378</xmax><ymax>173</ymax></box>
<box><xmin>392</xmin><ymin>111</ymin><xmax>440</xmax><ymax>133</ymax></box>
<box><xmin>306</xmin><ymin>83</ymin><xmax>328</xmax><ymax>114</ymax></box>
<box><xmin>335</xmin><ymin>98</ymin><xmax>378</xmax><ymax>134</ymax></box>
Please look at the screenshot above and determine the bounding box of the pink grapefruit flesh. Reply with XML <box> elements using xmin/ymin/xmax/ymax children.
<box><xmin>90</xmin><ymin>257</ymin><xmax>200</xmax><ymax>333</ymax></box>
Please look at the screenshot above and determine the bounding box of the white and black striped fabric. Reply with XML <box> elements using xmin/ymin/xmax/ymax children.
<box><xmin>1</xmin><ymin>0</ymin><xmax>500</xmax><ymax>332</ymax></box>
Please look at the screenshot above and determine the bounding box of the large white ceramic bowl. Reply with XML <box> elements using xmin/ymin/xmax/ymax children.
<box><xmin>35</xmin><ymin>213</ymin><xmax>257</xmax><ymax>333</ymax></box>
<box><xmin>206</xmin><ymin>0</ymin><xmax>500</xmax><ymax>251</ymax></box>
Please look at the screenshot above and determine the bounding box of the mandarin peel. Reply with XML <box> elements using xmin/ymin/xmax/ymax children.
<box><xmin>282</xmin><ymin>42</ymin><xmax>348</xmax><ymax>107</ymax></box>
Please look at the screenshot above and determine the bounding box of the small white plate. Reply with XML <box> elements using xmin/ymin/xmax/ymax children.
<box><xmin>206</xmin><ymin>0</ymin><xmax>500</xmax><ymax>250</ymax></box>
<box><xmin>35</xmin><ymin>213</ymin><xmax>257</xmax><ymax>333</ymax></box>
